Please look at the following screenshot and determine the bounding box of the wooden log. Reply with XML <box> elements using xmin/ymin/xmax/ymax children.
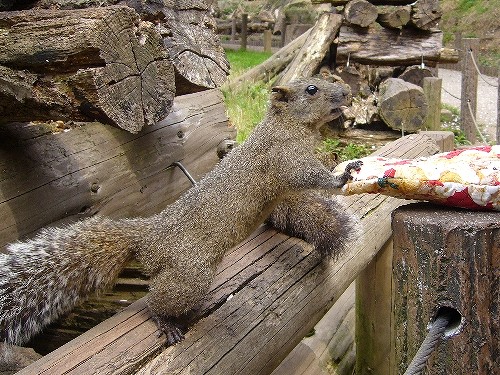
<box><xmin>157</xmin><ymin>3</ymin><xmax>230</xmax><ymax>95</ymax></box>
<box><xmin>344</xmin><ymin>0</ymin><xmax>378</xmax><ymax>28</ymax></box>
<box><xmin>460</xmin><ymin>38</ymin><xmax>480</xmax><ymax>143</ymax></box>
<box><xmin>411</xmin><ymin>0</ymin><xmax>442</xmax><ymax>31</ymax></box>
<box><xmin>14</xmin><ymin>134</ymin><xmax>440</xmax><ymax>375</ymax></box>
<box><xmin>398</xmin><ymin>65</ymin><xmax>433</xmax><ymax>87</ymax></box>
<box><xmin>337</xmin><ymin>25</ymin><xmax>445</xmax><ymax>67</ymax></box>
<box><xmin>226</xmin><ymin>29</ymin><xmax>312</xmax><ymax>90</ymax></box>
<box><xmin>0</xmin><ymin>6</ymin><xmax>174</xmax><ymax>133</ymax></box>
<box><xmin>11</xmin><ymin>0</ymin><xmax>230</xmax><ymax>95</ymax></box>
<box><xmin>377</xmin><ymin>5</ymin><xmax>410</xmax><ymax>29</ymax></box>
<box><xmin>378</xmin><ymin>78</ymin><xmax>428</xmax><ymax>132</ymax></box>
<box><xmin>423</xmin><ymin>77</ymin><xmax>442</xmax><ymax>131</ymax></box>
<box><xmin>275</xmin><ymin>12</ymin><xmax>342</xmax><ymax>85</ymax></box>
<box><xmin>0</xmin><ymin>89</ymin><xmax>235</xmax><ymax>250</ymax></box>
<box><xmin>391</xmin><ymin>204</ymin><xmax>499</xmax><ymax>374</ymax></box>
<box><xmin>241</xmin><ymin>13</ymin><xmax>248</xmax><ymax>50</ymax></box>
<box><xmin>271</xmin><ymin>283</ymin><xmax>356</xmax><ymax>375</ymax></box>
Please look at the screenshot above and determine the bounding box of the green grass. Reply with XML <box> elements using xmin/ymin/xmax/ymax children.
<box><xmin>223</xmin><ymin>49</ymin><xmax>273</xmax><ymax>143</ymax></box>
<box><xmin>225</xmin><ymin>49</ymin><xmax>272</xmax><ymax>77</ymax></box>
<box><xmin>317</xmin><ymin>138</ymin><xmax>371</xmax><ymax>162</ymax></box>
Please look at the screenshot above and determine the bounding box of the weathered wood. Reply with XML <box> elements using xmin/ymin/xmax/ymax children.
<box><xmin>264</xmin><ymin>29</ymin><xmax>273</xmax><ymax>52</ymax></box>
<box><xmin>418</xmin><ymin>131</ymin><xmax>454</xmax><ymax>153</ymax></box>
<box><xmin>344</xmin><ymin>0</ymin><xmax>378</xmax><ymax>28</ymax></box>
<box><xmin>398</xmin><ymin>65</ymin><xmax>433</xmax><ymax>87</ymax></box>
<box><xmin>0</xmin><ymin>89</ymin><xmax>235</xmax><ymax>250</ymax></box>
<box><xmin>271</xmin><ymin>283</ymin><xmax>356</xmax><ymax>375</ymax></box>
<box><xmin>497</xmin><ymin>72</ymin><xmax>500</xmax><ymax>144</ymax></box>
<box><xmin>411</xmin><ymin>0</ymin><xmax>442</xmax><ymax>31</ymax></box>
<box><xmin>377</xmin><ymin>5</ymin><xmax>410</xmax><ymax>29</ymax></box>
<box><xmin>378</xmin><ymin>78</ymin><xmax>428</xmax><ymax>132</ymax></box>
<box><xmin>0</xmin><ymin>6</ymin><xmax>175</xmax><ymax>133</ymax></box>
<box><xmin>275</xmin><ymin>12</ymin><xmax>342</xmax><ymax>85</ymax></box>
<box><xmin>8</xmin><ymin>0</ymin><xmax>230</xmax><ymax>96</ymax></box>
<box><xmin>460</xmin><ymin>38</ymin><xmax>480</xmax><ymax>143</ymax></box>
<box><xmin>391</xmin><ymin>204</ymin><xmax>499</xmax><ymax>374</ymax></box>
<box><xmin>15</xmin><ymin>134</ymin><xmax>440</xmax><ymax>375</ymax></box>
<box><xmin>356</xmin><ymin>240</ymin><xmax>393</xmax><ymax>375</ymax></box>
<box><xmin>337</xmin><ymin>25</ymin><xmax>446</xmax><ymax>67</ymax></box>
<box><xmin>158</xmin><ymin>2</ymin><xmax>229</xmax><ymax>95</ymax></box>
<box><xmin>226</xmin><ymin>29</ymin><xmax>312</xmax><ymax>89</ymax></box>
<box><xmin>423</xmin><ymin>77</ymin><xmax>442</xmax><ymax>131</ymax></box>
<box><xmin>241</xmin><ymin>13</ymin><xmax>248</xmax><ymax>50</ymax></box>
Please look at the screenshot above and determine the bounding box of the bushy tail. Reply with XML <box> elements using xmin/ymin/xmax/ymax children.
<box><xmin>0</xmin><ymin>216</ymin><xmax>139</xmax><ymax>345</ymax></box>
<box><xmin>268</xmin><ymin>191</ymin><xmax>359</xmax><ymax>258</ymax></box>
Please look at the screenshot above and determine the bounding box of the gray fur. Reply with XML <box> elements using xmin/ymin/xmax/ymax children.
<box><xmin>0</xmin><ymin>78</ymin><xmax>358</xmax><ymax>346</ymax></box>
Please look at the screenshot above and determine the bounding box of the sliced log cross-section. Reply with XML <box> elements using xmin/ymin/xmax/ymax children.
<box><xmin>411</xmin><ymin>0</ymin><xmax>442</xmax><ymax>31</ymax></box>
<box><xmin>344</xmin><ymin>0</ymin><xmax>378</xmax><ymax>28</ymax></box>
<box><xmin>378</xmin><ymin>78</ymin><xmax>428</xmax><ymax>132</ymax></box>
<box><xmin>377</xmin><ymin>5</ymin><xmax>411</xmax><ymax>29</ymax></box>
<box><xmin>0</xmin><ymin>6</ymin><xmax>175</xmax><ymax>133</ymax></box>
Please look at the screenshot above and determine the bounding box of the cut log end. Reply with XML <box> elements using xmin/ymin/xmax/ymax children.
<box><xmin>344</xmin><ymin>0</ymin><xmax>378</xmax><ymax>28</ymax></box>
<box><xmin>378</xmin><ymin>78</ymin><xmax>428</xmax><ymax>132</ymax></box>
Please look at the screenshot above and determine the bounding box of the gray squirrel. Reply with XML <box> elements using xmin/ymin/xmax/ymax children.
<box><xmin>0</xmin><ymin>77</ymin><xmax>361</xmax><ymax>347</ymax></box>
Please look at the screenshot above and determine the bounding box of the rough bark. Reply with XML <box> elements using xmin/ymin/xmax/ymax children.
<box><xmin>336</xmin><ymin>24</ymin><xmax>446</xmax><ymax>67</ymax></box>
<box><xmin>378</xmin><ymin>77</ymin><xmax>428</xmax><ymax>132</ymax></box>
<box><xmin>0</xmin><ymin>6</ymin><xmax>175</xmax><ymax>133</ymax></box>
<box><xmin>344</xmin><ymin>0</ymin><xmax>378</xmax><ymax>28</ymax></box>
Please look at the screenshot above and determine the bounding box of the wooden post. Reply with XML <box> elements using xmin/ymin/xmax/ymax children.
<box><xmin>423</xmin><ymin>77</ymin><xmax>442</xmax><ymax>130</ymax></box>
<box><xmin>355</xmin><ymin>240</ymin><xmax>393</xmax><ymax>375</ymax></box>
<box><xmin>460</xmin><ymin>38</ymin><xmax>479</xmax><ymax>143</ymax></box>
<box><xmin>263</xmin><ymin>29</ymin><xmax>272</xmax><ymax>52</ymax></box>
<box><xmin>391</xmin><ymin>204</ymin><xmax>499</xmax><ymax>374</ymax></box>
<box><xmin>231</xmin><ymin>16</ymin><xmax>236</xmax><ymax>42</ymax></box>
<box><xmin>240</xmin><ymin>13</ymin><xmax>248</xmax><ymax>51</ymax></box>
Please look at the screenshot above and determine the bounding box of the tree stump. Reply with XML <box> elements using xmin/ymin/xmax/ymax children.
<box><xmin>344</xmin><ymin>0</ymin><xmax>378</xmax><ymax>28</ymax></box>
<box><xmin>0</xmin><ymin>6</ymin><xmax>175</xmax><ymax>133</ymax></box>
<box><xmin>378</xmin><ymin>78</ymin><xmax>428</xmax><ymax>132</ymax></box>
<box><xmin>392</xmin><ymin>203</ymin><xmax>499</xmax><ymax>374</ymax></box>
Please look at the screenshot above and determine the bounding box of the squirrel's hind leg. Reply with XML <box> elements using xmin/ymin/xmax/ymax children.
<box><xmin>152</xmin><ymin>314</ymin><xmax>185</xmax><ymax>346</ymax></box>
<box><xmin>146</xmin><ymin>265</ymin><xmax>215</xmax><ymax>345</ymax></box>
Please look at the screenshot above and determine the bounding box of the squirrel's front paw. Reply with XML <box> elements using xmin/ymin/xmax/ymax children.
<box><xmin>344</xmin><ymin>160</ymin><xmax>363</xmax><ymax>180</ymax></box>
<box><xmin>152</xmin><ymin>314</ymin><xmax>186</xmax><ymax>346</ymax></box>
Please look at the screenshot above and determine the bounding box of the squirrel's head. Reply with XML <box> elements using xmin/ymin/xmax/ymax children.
<box><xmin>269</xmin><ymin>78</ymin><xmax>352</xmax><ymax>128</ymax></box>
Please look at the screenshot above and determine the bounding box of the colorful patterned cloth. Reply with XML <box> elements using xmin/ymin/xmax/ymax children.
<box><xmin>334</xmin><ymin>146</ymin><xmax>500</xmax><ymax>211</ymax></box>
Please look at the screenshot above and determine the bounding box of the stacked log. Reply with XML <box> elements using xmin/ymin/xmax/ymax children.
<box><xmin>222</xmin><ymin>0</ymin><xmax>456</xmax><ymax>133</ymax></box>
<box><xmin>0</xmin><ymin>0</ymin><xmax>229</xmax><ymax>132</ymax></box>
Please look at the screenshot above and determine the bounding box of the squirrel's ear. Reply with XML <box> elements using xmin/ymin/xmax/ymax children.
<box><xmin>271</xmin><ymin>86</ymin><xmax>291</xmax><ymax>103</ymax></box>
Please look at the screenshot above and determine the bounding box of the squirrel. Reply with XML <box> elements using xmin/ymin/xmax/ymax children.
<box><xmin>0</xmin><ymin>77</ymin><xmax>362</xmax><ymax>347</ymax></box>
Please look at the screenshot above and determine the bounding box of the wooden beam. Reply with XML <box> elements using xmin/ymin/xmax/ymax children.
<box><xmin>0</xmin><ymin>89</ymin><xmax>234</xmax><ymax>249</ymax></box>
<box><xmin>16</xmin><ymin>134</ymin><xmax>440</xmax><ymax>375</ymax></box>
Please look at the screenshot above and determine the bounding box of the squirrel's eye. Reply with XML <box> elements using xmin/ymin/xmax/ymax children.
<box><xmin>305</xmin><ymin>85</ymin><xmax>318</xmax><ymax>95</ymax></box>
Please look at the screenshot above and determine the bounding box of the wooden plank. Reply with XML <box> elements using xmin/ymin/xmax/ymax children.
<box><xmin>0</xmin><ymin>89</ymin><xmax>235</xmax><ymax>249</ymax></box>
<box><xmin>18</xmin><ymin>134</ymin><xmax>441</xmax><ymax>375</ymax></box>
<box><xmin>355</xmin><ymin>240</ymin><xmax>393</xmax><ymax>375</ymax></box>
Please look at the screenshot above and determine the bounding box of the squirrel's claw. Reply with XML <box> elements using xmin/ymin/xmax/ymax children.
<box><xmin>152</xmin><ymin>314</ymin><xmax>185</xmax><ymax>346</ymax></box>
<box><xmin>344</xmin><ymin>160</ymin><xmax>363</xmax><ymax>179</ymax></box>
